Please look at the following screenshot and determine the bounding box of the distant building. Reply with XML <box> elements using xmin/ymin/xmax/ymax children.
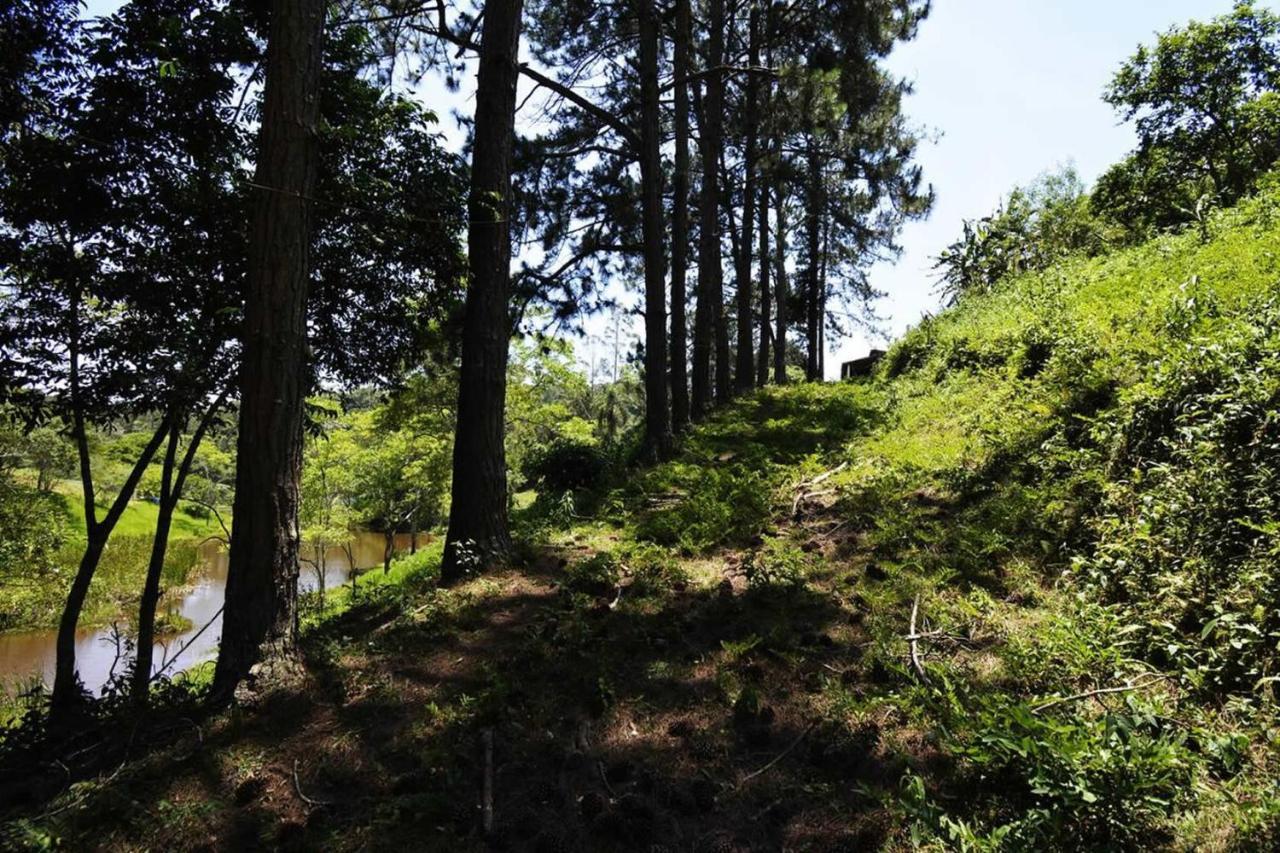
<box><xmin>840</xmin><ymin>349</ymin><xmax>885</xmax><ymax>380</ymax></box>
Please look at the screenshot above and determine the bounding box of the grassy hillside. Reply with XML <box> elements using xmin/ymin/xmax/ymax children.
<box><xmin>6</xmin><ymin>185</ymin><xmax>1280</xmax><ymax>850</ymax></box>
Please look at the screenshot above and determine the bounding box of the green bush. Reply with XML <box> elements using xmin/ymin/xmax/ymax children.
<box><xmin>634</xmin><ymin>464</ymin><xmax>776</xmax><ymax>552</ymax></box>
<box><xmin>524</xmin><ymin>437</ymin><xmax>610</xmax><ymax>494</ymax></box>
<box><xmin>743</xmin><ymin>535</ymin><xmax>810</xmax><ymax>591</ymax></box>
<box><xmin>908</xmin><ymin>696</ymin><xmax>1192</xmax><ymax>851</ymax></box>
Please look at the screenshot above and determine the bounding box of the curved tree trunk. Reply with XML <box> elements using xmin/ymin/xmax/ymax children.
<box><xmin>440</xmin><ymin>0</ymin><xmax>524</xmax><ymax>585</ymax></box>
<box><xmin>132</xmin><ymin>423</ymin><xmax>180</xmax><ymax>701</ymax></box>
<box><xmin>213</xmin><ymin>0</ymin><xmax>325</xmax><ymax>697</ymax></box>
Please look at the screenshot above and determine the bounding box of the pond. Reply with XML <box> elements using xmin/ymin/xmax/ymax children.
<box><xmin>0</xmin><ymin>530</ymin><xmax>427</xmax><ymax>697</ymax></box>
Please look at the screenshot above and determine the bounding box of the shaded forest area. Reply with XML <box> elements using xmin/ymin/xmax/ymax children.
<box><xmin>2</xmin><ymin>0</ymin><xmax>1280</xmax><ymax>850</ymax></box>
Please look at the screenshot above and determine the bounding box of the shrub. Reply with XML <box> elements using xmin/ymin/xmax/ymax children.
<box><xmin>744</xmin><ymin>535</ymin><xmax>810</xmax><ymax>591</ymax></box>
<box><xmin>635</xmin><ymin>464</ymin><xmax>776</xmax><ymax>552</ymax></box>
<box><xmin>525</xmin><ymin>437</ymin><xmax>609</xmax><ymax>494</ymax></box>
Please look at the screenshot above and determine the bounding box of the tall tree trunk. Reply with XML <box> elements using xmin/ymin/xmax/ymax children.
<box><xmin>818</xmin><ymin>212</ymin><xmax>830</xmax><ymax>379</ymax></box>
<box><xmin>734</xmin><ymin>4</ymin><xmax>761</xmax><ymax>393</ymax></box>
<box><xmin>705</xmin><ymin>0</ymin><xmax>731</xmax><ymax>405</ymax></box>
<box><xmin>691</xmin><ymin>81</ymin><xmax>715</xmax><ymax>420</ymax></box>
<box><xmin>805</xmin><ymin>140</ymin><xmax>822</xmax><ymax>381</ymax></box>
<box><xmin>669</xmin><ymin>0</ymin><xmax>691</xmax><ymax>433</ymax></box>
<box><xmin>756</xmin><ymin>176</ymin><xmax>771</xmax><ymax>386</ymax></box>
<box><xmin>213</xmin><ymin>0</ymin><xmax>324</xmax><ymax>696</ymax></box>
<box><xmin>638</xmin><ymin>0</ymin><xmax>670</xmax><ymax>459</ymax></box>
<box><xmin>756</xmin><ymin>8</ymin><xmax>773</xmax><ymax>388</ymax></box>
<box><xmin>773</xmin><ymin>181</ymin><xmax>789</xmax><ymax>384</ymax></box>
<box><xmin>439</xmin><ymin>0</ymin><xmax>524</xmax><ymax>585</ymax></box>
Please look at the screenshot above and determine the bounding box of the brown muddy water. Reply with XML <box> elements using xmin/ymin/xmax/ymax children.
<box><xmin>0</xmin><ymin>531</ymin><xmax>427</xmax><ymax>696</ymax></box>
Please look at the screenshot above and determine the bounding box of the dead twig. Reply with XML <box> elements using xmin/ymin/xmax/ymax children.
<box><xmin>1032</xmin><ymin>673</ymin><xmax>1169</xmax><ymax>714</ymax></box>
<box><xmin>792</xmin><ymin>489</ymin><xmax>837</xmax><ymax>517</ymax></box>
<box><xmin>738</xmin><ymin>721</ymin><xmax>817</xmax><ymax>787</ymax></box>
<box><xmin>292</xmin><ymin>759</ymin><xmax>332</xmax><ymax>808</ymax></box>
<box><xmin>908</xmin><ymin>594</ymin><xmax>929</xmax><ymax>683</ymax></box>
<box><xmin>807</xmin><ymin>462</ymin><xmax>848</xmax><ymax>487</ymax></box>
<box><xmin>482</xmin><ymin>728</ymin><xmax>495</xmax><ymax>835</ymax></box>
<box><xmin>598</xmin><ymin>760</ymin><xmax>617</xmax><ymax>798</ymax></box>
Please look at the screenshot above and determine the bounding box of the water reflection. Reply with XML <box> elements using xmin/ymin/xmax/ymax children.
<box><xmin>0</xmin><ymin>531</ymin><xmax>426</xmax><ymax>695</ymax></box>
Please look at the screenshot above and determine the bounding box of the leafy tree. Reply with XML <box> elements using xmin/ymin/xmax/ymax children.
<box><xmin>1095</xmin><ymin>1</ymin><xmax>1280</xmax><ymax>234</ymax></box>
<box><xmin>299</xmin><ymin>411</ymin><xmax>355</xmax><ymax>600</ymax></box>
<box><xmin>346</xmin><ymin>408</ymin><xmax>450</xmax><ymax>573</ymax></box>
<box><xmin>935</xmin><ymin>167</ymin><xmax>1108</xmax><ymax>302</ymax></box>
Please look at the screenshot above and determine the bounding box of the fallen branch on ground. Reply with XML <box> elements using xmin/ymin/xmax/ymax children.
<box><xmin>738</xmin><ymin>721</ymin><xmax>818</xmax><ymax>787</ymax></box>
<box><xmin>793</xmin><ymin>489</ymin><xmax>837</xmax><ymax>517</ymax></box>
<box><xmin>1032</xmin><ymin>672</ymin><xmax>1170</xmax><ymax>714</ymax></box>
<box><xmin>293</xmin><ymin>759</ymin><xmax>331</xmax><ymax>808</ymax></box>
<box><xmin>907</xmin><ymin>594</ymin><xmax>929</xmax><ymax>683</ymax></box>
<box><xmin>482</xmin><ymin>728</ymin><xmax>495</xmax><ymax>835</ymax></box>
<box><xmin>798</xmin><ymin>461</ymin><xmax>849</xmax><ymax>489</ymax></box>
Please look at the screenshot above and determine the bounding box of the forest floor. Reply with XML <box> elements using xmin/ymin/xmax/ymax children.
<box><xmin>0</xmin><ymin>385</ymin><xmax>985</xmax><ymax>851</ymax></box>
<box><xmin>8</xmin><ymin>191</ymin><xmax>1280</xmax><ymax>849</ymax></box>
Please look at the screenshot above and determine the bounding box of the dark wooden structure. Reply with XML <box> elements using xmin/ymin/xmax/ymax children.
<box><xmin>840</xmin><ymin>348</ymin><xmax>886</xmax><ymax>380</ymax></box>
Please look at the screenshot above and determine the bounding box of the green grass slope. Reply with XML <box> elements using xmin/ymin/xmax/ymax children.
<box><xmin>5</xmin><ymin>185</ymin><xmax>1280</xmax><ymax>851</ymax></box>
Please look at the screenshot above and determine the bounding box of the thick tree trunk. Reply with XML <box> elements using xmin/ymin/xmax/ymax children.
<box><xmin>701</xmin><ymin>0</ymin><xmax>730</xmax><ymax>407</ymax></box>
<box><xmin>756</xmin><ymin>10</ymin><xmax>773</xmax><ymax>388</ymax></box>
<box><xmin>669</xmin><ymin>0</ymin><xmax>691</xmax><ymax>433</ymax></box>
<box><xmin>213</xmin><ymin>0</ymin><xmax>324</xmax><ymax>696</ymax></box>
<box><xmin>638</xmin><ymin>0</ymin><xmax>670</xmax><ymax>459</ymax></box>
<box><xmin>439</xmin><ymin>0</ymin><xmax>524</xmax><ymax>585</ymax></box>
<box><xmin>735</xmin><ymin>5</ymin><xmax>761</xmax><ymax>394</ymax></box>
<box><xmin>691</xmin><ymin>82</ymin><xmax>715</xmax><ymax>420</ymax></box>
<box><xmin>805</xmin><ymin>141</ymin><xmax>822</xmax><ymax>381</ymax></box>
<box><xmin>773</xmin><ymin>182</ymin><xmax>789</xmax><ymax>385</ymax></box>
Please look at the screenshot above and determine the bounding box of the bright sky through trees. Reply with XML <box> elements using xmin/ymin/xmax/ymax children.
<box><xmin>82</xmin><ymin>0</ymin><xmax>1264</xmax><ymax>376</ymax></box>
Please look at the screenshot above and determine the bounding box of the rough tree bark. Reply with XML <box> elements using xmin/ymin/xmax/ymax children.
<box><xmin>805</xmin><ymin>140</ymin><xmax>822</xmax><ymax>381</ymax></box>
<box><xmin>212</xmin><ymin>0</ymin><xmax>325</xmax><ymax>697</ymax></box>
<box><xmin>669</xmin><ymin>0</ymin><xmax>691</xmax><ymax>433</ymax></box>
<box><xmin>638</xmin><ymin>0</ymin><xmax>670</xmax><ymax>459</ymax></box>
<box><xmin>695</xmin><ymin>0</ymin><xmax>729</xmax><ymax>410</ymax></box>
<box><xmin>734</xmin><ymin>3</ymin><xmax>760</xmax><ymax>394</ymax></box>
<box><xmin>709</xmin><ymin>0</ymin><xmax>731</xmax><ymax>404</ymax></box>
<box><xmin>756</xmin><ymin>7</ymin><xmax>773</xmax><ymax>387</ymax></box>
<box><xmin>439</xmin><ymin>0</ymin><xmax>524</xmax><ymax>585</ymax></box>
<box><xmin>773</xmin><ymin>180</ymin><xmax>789</xmax><ymax>384</ymax></box>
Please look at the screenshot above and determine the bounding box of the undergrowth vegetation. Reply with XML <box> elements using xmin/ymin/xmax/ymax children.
<box><xmin>6</xmin><ymin>180</ymin><xmax>1280</xmax><ymax>853</ymax></box>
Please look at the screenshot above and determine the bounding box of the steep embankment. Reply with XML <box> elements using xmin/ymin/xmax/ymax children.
<box><xmin>5</xmin><ymin>185</ymin><xmax>1280</xmax><ymax>851</ymax></box>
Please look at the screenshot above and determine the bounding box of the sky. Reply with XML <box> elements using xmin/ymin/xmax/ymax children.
<box><xmin>830</xmin><ymin>0</ymin><xmax>1251</xmax><ymax>375</ymax></box>
<box><xmin>83</xmin><ymin>0</ymin><xmax>1257</xmax><ymax>379</ymax></box>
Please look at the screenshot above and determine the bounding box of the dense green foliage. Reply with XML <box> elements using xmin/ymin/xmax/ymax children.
<box><xmin>861</xmin><ymin>174</ymin><xmax>1280</xmax><ymax>848</ymax></box>
<box><xmin>937</xmin><ymin>3</ymin><xmax>1280</xmax><ymax>302</ymax></box>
